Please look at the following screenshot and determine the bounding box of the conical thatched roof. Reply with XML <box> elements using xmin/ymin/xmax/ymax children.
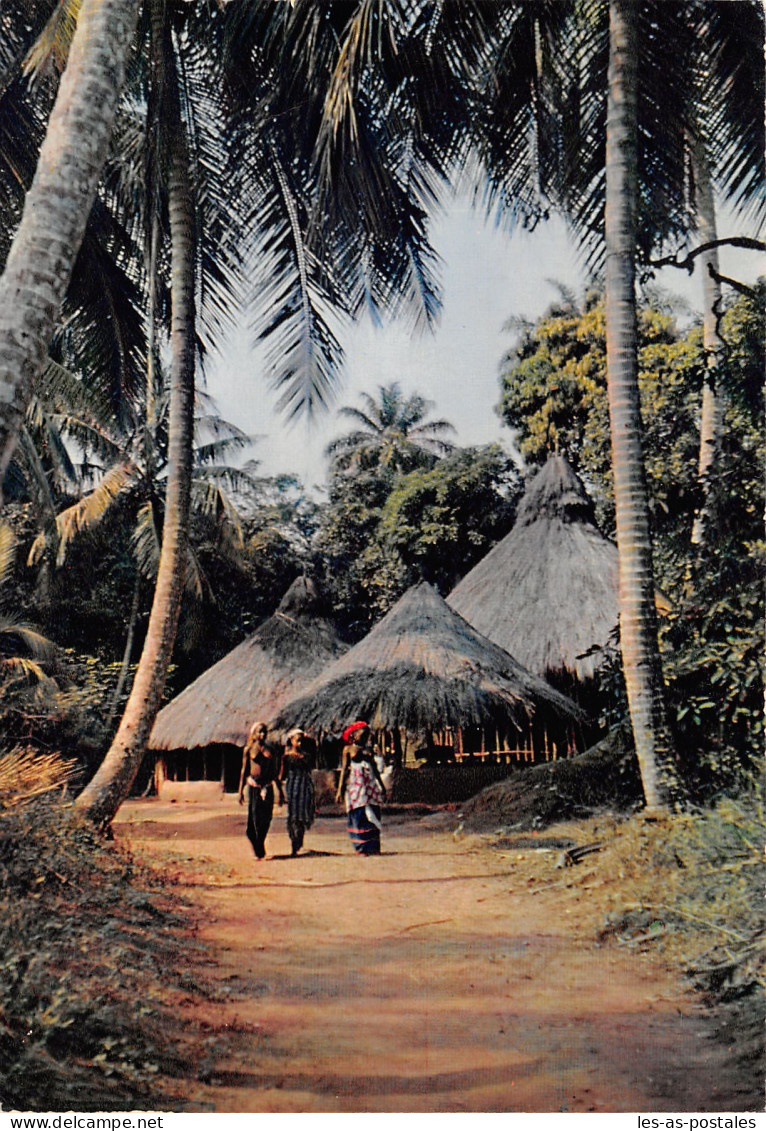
<box><xmin>273</xmin><ymin>581</ymin><xmax>582</xmax><ymax>735</ymax></box>
<box><xmin>150</xmin><ymin>577</ymin><xmax>348</xmax><ymax>751</ymax></box>
<box><xmin>447</xmin><ymin>455</ymin><xmax>618</xmax><ymax>681</ymax></box>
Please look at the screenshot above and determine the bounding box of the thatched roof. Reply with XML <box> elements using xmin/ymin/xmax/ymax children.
<box><xmin>150</xmin><ymin>577</ymin><xmax>348</xmax><ymax>751</ymax></box>
<box><xmin>447</xmin><ymin>455</ymin><xmax>618</xmax><ymax>681</ymax></box>
<box><xmin>272</xmin><ymin>581</ymin><xmax>582</xmax><ymax>735</ymax></box>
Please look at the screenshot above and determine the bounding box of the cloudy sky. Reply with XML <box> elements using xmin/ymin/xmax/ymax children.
<box><xmin>206</xmin><ymin>193</ymin><xmax>763</xmax><ymax>492</ymax></box>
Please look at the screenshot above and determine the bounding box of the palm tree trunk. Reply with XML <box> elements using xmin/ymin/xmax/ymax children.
<box><xmin>690</xmin><ymin>140</ymin><xmax>724</xmax><ymax>548</ymax></box>
<box><xmin>605</xmin><ymin>0</ymin><xmax>680</xmax><ymax>811</ymax></box>
<box><xmin>75</xmin><ymin>69</ymin><xmax>196</xmax><ymax>826</ymax></box>
<box><xmin>0</xmin><ymin>0</ymin><xmax>139</xmax><ymax>485</ymax></box>
<box><xmin>103</xmin><ymin>571</ymin><xmax>142</xmax><ymax>733</ymax></box>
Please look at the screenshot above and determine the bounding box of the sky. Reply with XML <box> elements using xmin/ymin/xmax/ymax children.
<box><xmin>205</xmin><ymin>194</ymin><xmax>764</xmax><ymax>493</ymax></box>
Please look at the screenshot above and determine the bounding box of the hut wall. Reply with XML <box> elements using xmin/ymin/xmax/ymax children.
<box><xmin>156</xmin><ymin>743</ymin><xmax>242</xmax><ymax>794</ymax></box>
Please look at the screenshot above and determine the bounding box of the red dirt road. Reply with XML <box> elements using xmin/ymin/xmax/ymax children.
<box><xmin>115</xmin><ymin>795</ymin><xmax>753</xmax><ymax>1113</ymax></box>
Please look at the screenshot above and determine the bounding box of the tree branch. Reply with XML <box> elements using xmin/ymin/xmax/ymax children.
<box><xmin>648</xmin><ymin>237</ymin><xmax>766</xmax><ymax>274</ymax></box>
<box><xmin>708</xmin><ymin>264</ymin><xmax>759</xmax><ymax>299</ymax></box>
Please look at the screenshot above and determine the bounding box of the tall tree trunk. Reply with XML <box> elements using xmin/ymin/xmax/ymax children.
<box><xmin>605</xmin><ymin>0</ymin><xmax>681</xmax><ymax>810</ymax></box>
<box><xmin>0</xmin><ymin>0</ymin><xmax>139</xmax><ymax>484</ymax></box>
<box><xmin>690</xmin><ymin>140</ymin><xmax>724</xmax><ymax>548</ymax></box>
<box><xmin>75</xmin><ymin>66</ymin><xmax>196</xmax><ymax>826</ymax></box>
<box><xmin>103</xmin><ymin>571</ymin><xmax>142</xmax><ymax>733</ymax></box>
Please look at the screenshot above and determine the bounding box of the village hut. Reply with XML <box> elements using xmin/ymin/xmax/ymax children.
<box><xmin>272</xmin><ymin>581</ymin><xmax>584</xmax><ymax>766</ymax></box>
<box><xmin>149</xmin><ymin>577</ymin><xmax>348</xmax><ymax>792</ymax></box>
<box><xmin>447</xmin><ymin>454</ymin><xmax>621</xmax><ymax>686</ymax></box>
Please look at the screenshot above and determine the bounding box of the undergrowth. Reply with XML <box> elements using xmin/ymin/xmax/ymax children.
<box><xmin>0</xmin><ymin>749</ymin><xmax>203</xmax><ymax>1112</ymax></box>
<box><xmin>601</xmin><ymin>792</ymin><xmax>765</xmax><ymax>1002</ymax></box>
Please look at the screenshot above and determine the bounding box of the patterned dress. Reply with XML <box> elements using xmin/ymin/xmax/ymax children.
<box><xmin>344</xmin><ymin>754</ymin><xmax>384</xmax><ymax>855</ymax></box>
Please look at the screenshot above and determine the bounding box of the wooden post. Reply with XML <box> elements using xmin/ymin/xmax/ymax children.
<box><xmin>393</xmin><ymin>727</ymin><xmax>403</xmax><ymax>767</ymax></box>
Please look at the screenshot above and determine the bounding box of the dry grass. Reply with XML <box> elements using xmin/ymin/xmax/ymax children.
<box><xmin>0</xmin><ymin>746</ymin><xmax>77</xmax><ymax>806</ymax></box>
<box><xmin>598</xmin><ymin>796</ymin><xmax>765</xmax><ymax>998</ymax></box>
<box><xmin>475</xmin><ymin>784</ymin><xmax>765</xmax><ymax>1099</ymax></box>
<box><xmin>0</xmin><ymin>750</ymin><xmax>205</xmax><ymax>1112</ymax></box>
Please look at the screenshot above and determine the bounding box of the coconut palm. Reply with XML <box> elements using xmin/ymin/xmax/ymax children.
<box><xmin>317</xmin><ymin>0</ymin><xmax>763</xmax><ymax>811</ymax></box>
<box><xmin>327</xmin><ymin>383</ymin><xmax>456</xmax><ymax>474</ymax></box>
<box><xmin>0</xmin><ymin>0</ymin><xmax>140</xmax><ymax>481</ymax></box>
<box><xmin>74</xmin><ymin>0</ymin><xmax>467</xmax><ymax>823</ymax></box>
<box><xmin>683</xmin><ymin>2</ymin><xmax>764</xmax><ymax>546</ymax></box>
<box><xmin>1</xmin><ymin>0</ymin><xmax>458</xmax><ymax>824</ymax></box>
<box><xmin>600</xmin><ymin>0</ymin><xmax>679</xmax><ymax>808</ymax></box>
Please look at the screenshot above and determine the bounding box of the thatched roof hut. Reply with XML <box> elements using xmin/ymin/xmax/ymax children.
<box><xmin>150</xmin><ymin>577</ymin><xmax>348</xmax><ymax>752</ymax></box>
<box><xmin>447</xmin><ymin>455</ymin><xmax>619</xmax><ymax>682</ymax></box>
<box><xmin>272</xmin><ymin>581</ymin><xmax>582</xmax><ymax>748</ymax></box>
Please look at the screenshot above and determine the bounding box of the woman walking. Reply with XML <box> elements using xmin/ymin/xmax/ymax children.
<box><xmin>238</xmin><ymin>722</ymin><xmax>283</xmax><ymax>861</ymax></box>
<box><xmin>280</xmin><ymin>728</ymin><xmax>316</xmax><ymax>856</ymax></box>
<box><xmin>336</xmin><ymin>721</ymin><xmax>387</xmax><ymax>855</ymax></box>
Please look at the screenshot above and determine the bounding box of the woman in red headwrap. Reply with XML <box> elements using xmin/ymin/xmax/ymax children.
<box><xmin>335</xmin><ymin>722</ymin><xmax>387</xmax><ymax>855</ymax></box>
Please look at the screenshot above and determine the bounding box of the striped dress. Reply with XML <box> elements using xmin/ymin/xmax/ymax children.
<box><xmin>283</xmin><ymin>754</ymin><xmax>315</xmax><ymax>855</ymax></box>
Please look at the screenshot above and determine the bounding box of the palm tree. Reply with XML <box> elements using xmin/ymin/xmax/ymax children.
<box><xmin>689</xmin><ymin>143</ymin><xmax>724</xmax><ymax>550</ymax></box>
<box><xmin>602</xmin><ymin>0</ymin><xmax>680</xmax><ymax>808</ymax></box>
<box><xmin>684</xmin><ymin>2</ymin><xmax>764</xmax><ymax>546</ymax></box>
<box><xmin>316</xmin><ymin>0</ymin><xmax>764</xmax><ymax>811</ymax></box>
<box><xmin>326</xmin><ymin>382</ymin><xmax>456</xmax><ymax>474</ymax></box>
<box><xmin>73</xmin><ymin>0</ymin><xmax>460</xmax><ymax>823</ymax></box>
<box><xmin>0</xmin><ymin>0</ymin><xmax>140</xmax><ymax>482</ymax></box>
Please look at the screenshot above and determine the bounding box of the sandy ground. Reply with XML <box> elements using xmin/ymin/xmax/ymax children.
<box><xmin>114</xmin><ymin>795</ymin><xmax>756</xmax><ymax>1114</ymax></box>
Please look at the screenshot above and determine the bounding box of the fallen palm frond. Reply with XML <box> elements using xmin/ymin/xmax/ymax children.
<box><xmin>0</xmin><ymin>747</ymin><xmax>76</xmax><ymax>807</ymax></box>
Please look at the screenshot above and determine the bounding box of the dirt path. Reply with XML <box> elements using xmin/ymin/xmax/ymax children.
<box><xmin>115</xmin><ymin>796</ymin><xmax>751</xmax><ymax>1113</ymax></box>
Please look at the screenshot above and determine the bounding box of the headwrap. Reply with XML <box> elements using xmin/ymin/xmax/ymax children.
<box><xmin>342</xmin><ymin>721</ymin><xmax>368</xmax><ymax>744</ymax></box>
<box><xmin>285</xmin><ymin>728</ymin><xmax>305</xmax><ymax>742</ymax></box>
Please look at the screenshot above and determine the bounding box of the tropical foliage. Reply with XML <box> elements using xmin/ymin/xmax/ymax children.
<box><xmin>0</xmin><ymin>0</ymin><xmax>762</xmax><ymax>815</ymax></box>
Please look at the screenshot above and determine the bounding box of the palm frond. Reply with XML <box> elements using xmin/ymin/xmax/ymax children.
<box><xmin>693</xmin><ymin>0</ymin><xmax>765</xmax><ymax>226</ymax></box>
<box><xmin>191</xmin><ymin>478</ymin><xmax>244</xmax><ymax>547</ymax></box>
<box><xmin>27</xmin><ymin>461</ymin><xmax>137</xmax><ymax>567</ymax></box>
<box><xmin>182</xmin><ymin>540</ymin><xmax>206</xmax><ymax>600</ymax></box>
<box><xmin>0</xmin><ymin>618</ymin><xmax>57</xmax><ymax>663</ymax></box>
<box><xmin>22</xmin><ymin>0</ymin><xmax>81</xmax><ymax>85</ymax></box>
<box><xmin>0</xmin><ymin>523</ymin><xmax>16</xmax><ymax>588</ymax></box>
<box><xmin>132</xmin><ymin>499</ymin><xmax>162</xmax><ymax>581</ymax></box>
